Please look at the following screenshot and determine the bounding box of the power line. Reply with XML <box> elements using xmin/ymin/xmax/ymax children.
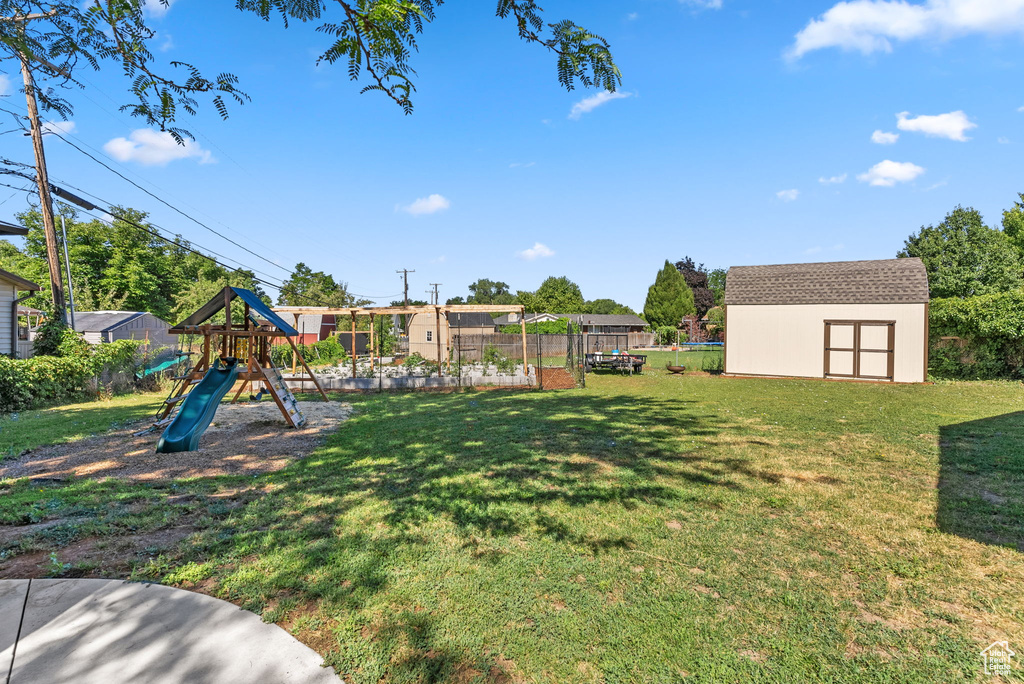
<box><xmin>45</xmin><ymin>130</ymin><xmax>294</xmax><ymax>276</ymax></box>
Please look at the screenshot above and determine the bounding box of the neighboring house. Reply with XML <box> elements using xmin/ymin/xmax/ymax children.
<box><xmin>409</xmin><ymin>311</ymin><xmax>497</xmax><ymax>361</ymax></box>
<box><xmin>291</xmin><ymin>314</ymin><xmax>337</xmax><ymax>346</ymax></box>
<box><xmin>723</xmin><ymin>258</ymin><xmax>929</xmax><ymax>383</ymax></box>
<box><xmin>1</xmin><ymin>268</ymin><xmax>41</xmax><ymax>359</ymax></box>
<box><xmin>492</xmin><ymin>312</ymin><xmax>647</xmax><ymax>334</ymax></box>
<box><xmin>73</xmin><ymin>311</ymin><xmax>176</xmax><ymax>348</ymax></box>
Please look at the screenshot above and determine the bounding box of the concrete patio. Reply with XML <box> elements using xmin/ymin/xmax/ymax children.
<box><xmin>1</xmin><ymin>579</ymin><xmax>341</xmax><ymax>683</ymax></box>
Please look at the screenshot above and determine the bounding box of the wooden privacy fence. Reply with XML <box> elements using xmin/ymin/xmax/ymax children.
<box><xmin>452</xmin><ymin>333</ymin><xmax>655</xmax><ymax>362</ymax></box>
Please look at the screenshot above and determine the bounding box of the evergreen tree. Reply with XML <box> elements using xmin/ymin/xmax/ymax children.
<box><xmin>643</xmin><ymin>261</ymin><xmax>695</xmax><ymax>328</ymax></box>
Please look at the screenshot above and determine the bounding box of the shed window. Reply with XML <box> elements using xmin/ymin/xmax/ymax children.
<box><xmin>426</xmin><ymin>330</ymin><xmax>432</xmax><ymax>342</ymax></box>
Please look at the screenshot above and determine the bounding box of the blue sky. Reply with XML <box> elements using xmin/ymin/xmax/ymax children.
<box><xmin>2</xmin><ymin>0</ymin><xmax>1023</xmax><ymax>310</ymax></box>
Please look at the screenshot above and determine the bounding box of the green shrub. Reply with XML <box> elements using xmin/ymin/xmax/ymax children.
<box><xmin>929</xmin><ymin>289</ymin><xmax>1024</xmax><ymax>379</ymax></box>
<box><xmin>483</xmin><ymin>345</ymin><xmax>517</xmax><ymax>373</ymax></box>
<box><xmin>701</xmin><ymin>353</ymin><xmax>724</xmax><ymax>374</ymax></box>
<box><xmin>655</xmin><ymin>326</ymin><xmax>677</xmax><ymax>346</ymax></box>
<box><xmin>32</xmin><ymin>312</ymin><xmax>67</xmax><ymax>357</ymax></box>
<box><xmin>0</xmin><ymin>355</ymin><xmax>94</xmax><ymax>412</ymax></box>
<box><xmin>500</xmin><ymin>318</ymin><xmax>580</xmax><ymax>335</ymax></box>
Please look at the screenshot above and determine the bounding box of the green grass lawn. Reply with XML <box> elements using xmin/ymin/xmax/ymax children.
<box><xmin>1</xmin><ymin>372</ymin><xmax>1023</xmax><ymax>682</ymax></box>
<box><xmin>0</xmin><ymin>391</ymin><xmax>166</xmax><ymax>459</ymax></box>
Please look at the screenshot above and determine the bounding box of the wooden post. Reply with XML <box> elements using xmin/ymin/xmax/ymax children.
<box><xmin>435</xmin><ymin>307</ymin><xmax>442</xmax><ymax>374</ymax></box>
<box><xmin>520</xmin><ymin>306</ymin><xmax>528</xmax><ymax>377</ymax></box>
<box><xmin>291</xmin><ymin>313</ymin><xmax>299</xmax><ymax>374</ymax></box>
<box><xmin>445</xmin><ymin>312</ymin><xmax>452</xmax><ymax>373</ymax></box>
<box><xmin>351</xmin><ymin>311</ymin><xmax>357</xmax><ymax>377</ymax></box>
<box><xmin>286</xmin><ymin>335</ymin><xmax>329</xmax><ymax>401</ymax></box>
<box><xmin>369</xmin><ymin>313</ymin><xmax>375</xmax><ymax>372</ymax></box>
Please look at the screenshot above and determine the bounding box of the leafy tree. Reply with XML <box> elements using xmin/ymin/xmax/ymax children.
<box><xmin>674</xmin><ymin>257</ymin><xmax>715</xmax><ymax>318</ymax></box>
<box><xmin>2</xmin><ymin>1</ymin><xmax>619</xmax><ymax>132</ymax></box>
<box><xmin>500</xmin><ymin>318</ymin><xmax>579</xmax><ymax>334</ymax></box>
<box><xmin>445</xmin><ymin>296</ymin><xmax>466</xmax><ymax>305</ymax></box>
<box><xmin>643</xmin><ymin>260</ymin><xmax>695</xmax><ymax>328</ymax></box>
<box><xmin>707</xmin><ymin>268</ymin><xmax>727</xmax><ymax>307</ymax></box>
<box><xmin>466</xmin><ymin>278</ymin><xmax>517</xmax><ymax>305</ymax></box>
<box><xmin>277</xmin><ymin>263</ymin><xmax>369</xmax><ymax>308</ymax></box>
<box><xmin>898</xmin><ymin>206</ymin><xmax>1022</xmax><ymax>298</ymax></box>
<box><xmin>516</xmin><ymin>276</ymin><xmax>584</xmax><ymax>313</ymax></box>
<box><xmin>1003</xmin><ymin>193</ymin><xmax>1024</xmax><ymax>260</ymax></box>
<box><xmin>583</xmin><ymin>298</ymin><xmax>636</xmax><ymax>315</ymax></box>
<box><xmin>1</xmin><ymin>205</ymin><xmax>266</xmax><ymax>321</ymax></box>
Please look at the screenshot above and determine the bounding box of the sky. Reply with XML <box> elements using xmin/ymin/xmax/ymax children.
<box><xmin>1</xmin><ymin>0</ymin><xmax>1023</xmax><ymax>311</ymax></box>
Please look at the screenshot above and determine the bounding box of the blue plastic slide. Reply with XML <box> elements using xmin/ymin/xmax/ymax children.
<box><xmin>156</xmin><ymin>358</ymin><xmax>240</xmax><ymax>453</ymax></box>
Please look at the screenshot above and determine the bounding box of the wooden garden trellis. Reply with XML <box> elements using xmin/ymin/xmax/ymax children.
<box><xmin>274</xmin><ymin>304</ymin><xmax>530</xmax><ymax>377</ymax></box>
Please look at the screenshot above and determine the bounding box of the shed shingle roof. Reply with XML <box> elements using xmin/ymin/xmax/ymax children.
<box><xmin>724</xmin><ymin>258</ymin><xmax>929</xmax><ymax>306</ymax></box>
<box><xmin>73</xmin><ymin>311</ymin><xmax>148</xmax><ymax>333</ymax></box>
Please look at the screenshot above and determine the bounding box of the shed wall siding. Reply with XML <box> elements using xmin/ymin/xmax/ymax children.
<box><xmin>0</xmin><ymin>281</ymin><xmax>14</xmax><ymax>356</ymax></box>
<box><xmin>725</xmin><ymin>303</ymin><xmax>926</xmax><ymax>383</ymax></box>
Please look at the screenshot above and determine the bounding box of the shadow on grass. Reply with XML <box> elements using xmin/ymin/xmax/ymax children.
<box><xmin>938</xmin><ymin>411</ymin><xmax>1024</xmax><ymax>551</ymax></box>
<box><xmin>191</xmin><ymin>389</ymin><xmax>802</xmax><ymax>681</ymax></box>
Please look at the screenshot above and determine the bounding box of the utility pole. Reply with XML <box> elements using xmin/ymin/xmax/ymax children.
<box><xmin>9</xmin><ymin>12</ymin><xmax>66</xmax><ymax>319</ymax></box>
<box><xmin>428</xmin><ymin>283</ymin><xmax>442</xmax><ymax>306</ymax></box>
<box><xmin>395</xmin><ymin>268</ymin><xmax>415</xmax><ymax>307</ymax></box>
<box><xmin>395</xmin><ymin>268</ymin><xmax>415</xmax><ymax>335</ymax></box>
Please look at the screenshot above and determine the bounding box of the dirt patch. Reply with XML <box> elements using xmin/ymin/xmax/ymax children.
<box><xmin>537</xmin><ymin>367</ymin><xmax>577</xmax><ymax>390</ymax></box>
<box><xmin>0</xmin><ymin>402</ymin><xmax>352</xmax><ymax>482</ymax></box>
<box><xmin>0</xmin><ymin>525</ymin><xmax>196</xmax><ymax>579</ymax></box>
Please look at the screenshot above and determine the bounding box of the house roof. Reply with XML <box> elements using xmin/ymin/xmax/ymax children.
<box><xmin>0</xmin><ymin>268</ymin><xmax>41</xmax><ymax>291</ymax></box>
<box><xmin>574</xmin><ymin>314</ymin><xmax>647</xmax><ymax>327</ymax></box>
<box><xmin>446</xmin><ymin>312</ymin><xmax>496</xmax><ymax>328</ymax></box>
<box><xmin>491</xmin><ymin>313</ymin><xmax>647</xmax><ymax>327</ymax></box>
<box><xmin>73</xmin><ymin>311</ymin><xmax>149</xmax><ymax>333</ymax></box>
<box><xmin>724</xmin><ymin>258</ymin><xmax>929</xmax><ymax>306</ymax></box>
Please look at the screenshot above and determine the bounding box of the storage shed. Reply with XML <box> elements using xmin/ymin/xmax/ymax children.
<box><xmin>73</xmin><ymin>311</ymin><xmax>176</xmax><ymax>348</ymax></box>
<box><xmin>724</xmin><ymin>258</ymin><xmax>929</xmax><ymax>383</ymax></box>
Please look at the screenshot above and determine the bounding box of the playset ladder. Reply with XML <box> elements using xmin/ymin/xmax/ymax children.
<box><xmin>261</xmin><ymin>362</ymin><xmax>307</xmax><ymax>429</ymax></box>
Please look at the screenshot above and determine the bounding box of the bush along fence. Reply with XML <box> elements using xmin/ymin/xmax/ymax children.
<box><xmin>929</xmin><ymin>289</ymin><xmax>1024</xmax><ymax>379</ymax></box>
<box><xmin>0</xmin><ymin>332</ymin><xmax>148</xmax><ymax>412</ymax></box>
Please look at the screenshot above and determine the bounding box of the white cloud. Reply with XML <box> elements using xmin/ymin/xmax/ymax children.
<box><xmin>1018</xmin><ymin>106</ymin><xmax>1024</xmax><ymax>112</ymax></box>
<box><xmin>871</xmin><ymin>129</ymin><xmax>899</xmax><ymax>144</ymax></box>
<box><xmin>804</xmin><ymin>246</ymin><xmax>823</xmax><ymax>255</ymax></box>
<box><xmin>776</xmin><ymin>189</ymin><xmax>800</xmax><ymax>202</ymax></box>
<box><xmin>517</xmin><ymin>242</ymin><xmax>555</xmax><ymax>260</ymax></box>
<box><xmin>681</xmin><ymin>0</ymin><xmax>723</xmax><ymax>8</ymax></box>
<box><xmin>509</xmin><ymin>161</ymin><xmax>536</xmax><ymax>168</ymax></box>
<box><xmin>627</xmin><ymin>12</ymin><xmax>639</xmax><ymax>20</ymax></box>
<box><xmin>998</xmin><ymin>136</ymin><xmax>1011</xmax><ymax>144</ymax></box>
<box><xmin>568</xmin><ymin>90</ymin><xmax>632</xmax><ymax>120</ymax></box>
<box><xmin>142</xmin><ymin>0</ymin><xmax>177</xmax><ymax>18</ymax></box>
<box><xmin>104</xmin><ymin>128</ymin><xmax>215</xmax><ymax>166</ymax></box>
<box><xmin>787</xmin><ymin>0</ymin><xmax>1024</xmax><ymax>60</ymax></box>
<box><xmin>857</xmin><ymin>159</ymin><xmax>925</xmax><ymax>186</ymax></box>
<box><xmin>399</xmin><ymin>193</ymin><xmax>450</xmax><ymax>216</ymax></box>
<box><xmin>0</xmin><ymin>74</ymin><xmax>10</xmax><ymax>96</ymax></box>
<box><xmin>158</xmin><ymin>32</ymin><xmax>174</xmax><ymax>52</ymax></box>
<box><xmin>42</xmin><ymin>120</ymin><xmax>76</xmax><ymax>136</ymax></box>
<box><xmin>819</xmin><ymin>173</ymin><xmax>848</xmax><ymax>184</ymax></box>
<box><xmin>897</xmin><ymin>110</ymin><xmax>976</xmax><ymax>141</ymax></box>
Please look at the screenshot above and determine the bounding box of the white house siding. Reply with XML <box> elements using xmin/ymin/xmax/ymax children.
<box><xmin>0</xmin><ymin>280</ymin><xmax>14</xmax><ymax>356</ymax></box>
<box><xmin>725</xmin><ymin>303</ymin><xmax>926</xmax><ymax>383</ymax></box>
